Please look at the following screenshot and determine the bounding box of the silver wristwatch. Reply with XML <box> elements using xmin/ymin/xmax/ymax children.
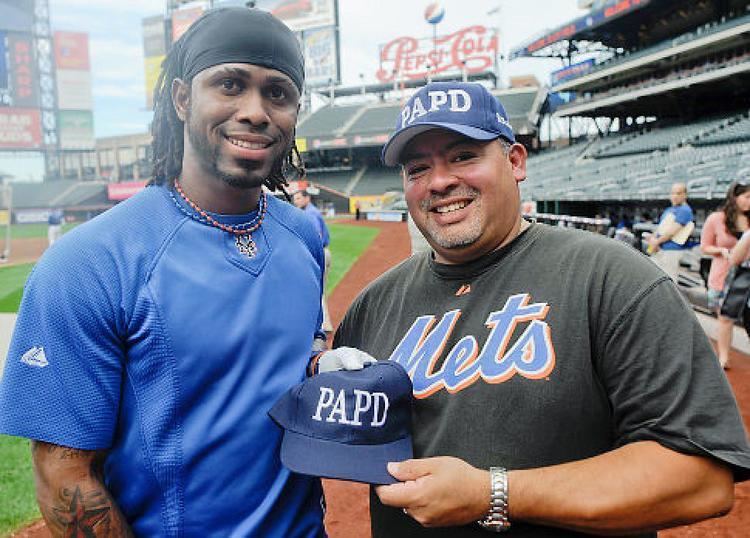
<box><xmin>477</xmin><ymin>467</ymin><xmax>511</xmax><ymax>532</ymax></box>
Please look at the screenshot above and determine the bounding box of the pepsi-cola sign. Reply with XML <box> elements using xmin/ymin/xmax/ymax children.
<box><xmin>377</xmin><ymin>25</ymin><xmax>498</xmax><ymax>83</ymax></box>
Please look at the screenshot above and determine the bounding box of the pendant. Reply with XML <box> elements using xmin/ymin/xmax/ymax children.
<box><xmin>235</xmin><ymin>234</ymin><xmax>258</xmax><ymax>258</ymax></box>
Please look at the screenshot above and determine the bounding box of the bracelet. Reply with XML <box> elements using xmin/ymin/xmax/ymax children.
<box><xmin>477</xmin><ymin>467</ymin><xmax>510</xmax><ymax>533</ymax></box>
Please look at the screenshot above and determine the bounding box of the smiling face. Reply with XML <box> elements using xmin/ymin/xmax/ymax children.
<box><xmin>173</xmin><ymin>63</ymin><xmax>300</xmax><ymax>192</ymax></box>
<box><xmin>400</xmin><ymin>129</ymin><xmax>527</xmax><ymax>265</ymax></box>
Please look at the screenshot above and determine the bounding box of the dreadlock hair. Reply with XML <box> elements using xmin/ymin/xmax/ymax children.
<box><xmin>149</xmin><ymin>39</ymin><xmax>188</xmax><ymax>187</ymax></box>
<box><xmin>148</xmin><ymin>11</ymin><xmax>306</xmax><ymax>197</ymax></box>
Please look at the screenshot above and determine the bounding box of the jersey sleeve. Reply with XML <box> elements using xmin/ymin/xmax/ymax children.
<box><xmin>0</xmin><ymin>242</ymin><xmax>126</xmax><ymax>450</ymax></box>
<box><xmin>598</xmin><ymin>277</ymin><xmax>750</xmax><ymax>480</ymax></box>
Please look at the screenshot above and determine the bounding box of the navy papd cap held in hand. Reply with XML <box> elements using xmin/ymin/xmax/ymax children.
<box><xmin>382</xmin><ymin>81</ymin><xmax>515</xmax><ymax>166</ymax></box>
<box><xmin>269</xmin><ymin>361</ymin><xmax>413</xmax><ymax>484</ymax></box>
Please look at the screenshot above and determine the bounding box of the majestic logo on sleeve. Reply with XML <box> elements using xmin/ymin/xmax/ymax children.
<box><xmin>20</xmin><ymin>346</ymin><xmax>48</xmax><ymax>368</ymax></box>
<box><xmin>388</xmin><ymin>294</ymin><xmax>555</xmax><ymax>398</ymax></box>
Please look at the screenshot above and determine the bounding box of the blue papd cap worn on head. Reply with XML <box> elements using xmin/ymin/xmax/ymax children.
<box><xmin>382</xmin><ymin>81</ymin><xmax>515</xmax><ymax>166</ymax></box>
<box><xmin>177</xmin><ymin>7</ymin><xmax>305</xmax><ymax>91</ymax></box>
<box><xmin>269</xmin><ymin>361</ymin><xmax>413</xmax><ymax>485</ymax></box>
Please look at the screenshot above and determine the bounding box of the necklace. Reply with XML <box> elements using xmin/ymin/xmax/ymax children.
<box><xmin>172</xmin><ymin>179</ymin><xmax>267</xmax><ymax>258</ymax></box>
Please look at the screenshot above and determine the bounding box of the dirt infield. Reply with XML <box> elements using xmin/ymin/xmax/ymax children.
<box><xmin>9</xmin><ymin>219</ymin><xmax>750</xmax><ymax>537</ymax></box>
<box><xmin>0</xmin><ymin>237</ymin><xmax>49</xmax><ymax>267</ymax></box>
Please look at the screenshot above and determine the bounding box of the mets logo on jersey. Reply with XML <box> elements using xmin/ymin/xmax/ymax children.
<box><xmin>388</xmin><ymin>293</ymin><xmax>555</xmax><ymax>398</ymax></box>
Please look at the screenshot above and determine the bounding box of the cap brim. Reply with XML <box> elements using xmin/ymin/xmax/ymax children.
<box><xmin>382</xmin><ymin>122</ymin><xmax>501</xmax><ymax>166</ymax></box>
<box><xmin>279</xmin><ymin>429</ymin><xmax>413</xmax><ymax>485</ymax></box>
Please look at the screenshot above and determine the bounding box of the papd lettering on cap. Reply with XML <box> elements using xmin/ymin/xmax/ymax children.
<box><xmin>268</xmin><ymin>361</ymin><xmax>413</xmax><ymax>484</ymax></box>
<box><xmin>312</xmin><ymin>386</ymin><xmax>390</xmax><ymax>427</ymax></box>
<box><xmin>401</xmin><ymin>89</ymin><xmax>472</xmax><ymax>127</ymax></box>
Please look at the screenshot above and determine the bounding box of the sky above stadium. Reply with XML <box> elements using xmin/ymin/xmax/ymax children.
<box><xmin>48</xmin><ymin>0</ymin><xmax>583</xmax><ymax>138</ymax></box>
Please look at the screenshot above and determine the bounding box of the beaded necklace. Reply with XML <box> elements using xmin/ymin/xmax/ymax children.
<box><xmin>172</xmin><ymin>178</ymin><xmax>267</xmax><ymax>258</ymax></box>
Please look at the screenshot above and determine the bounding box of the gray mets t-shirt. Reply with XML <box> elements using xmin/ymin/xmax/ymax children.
<box><xmin>335</xmin><ymin>222</ymin><xmax>750</xmax><ymax>537</ymax></box>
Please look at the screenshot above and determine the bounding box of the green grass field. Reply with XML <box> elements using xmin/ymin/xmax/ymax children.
<box><xmin>0</xmin><ymin>221</ymin><xmax>379</xmax><ymax>536</ymax></box>
<box><xmin>326</xmin><ymin>222</ymin><xmax>380</xmax><ymax>295</ymax></box>
<box><xmin>0</xmin><ymin>437</ymin><xmax>38</xmax><ymax>536</ymax></box>
<box><xmin>3</xmin><ymin>222</ymin><xmax>78</xmax><ymax>240</ymax></box>
<box><xmin>0</xmin><ymin>264</ymin><xmax>33</xmax><ymax>313</ymax></box>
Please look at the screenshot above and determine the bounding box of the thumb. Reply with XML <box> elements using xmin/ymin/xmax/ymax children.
<box><xmin>387</xmin><ymin>459</ymin><xmax>433</xmax><ymax>481</ymax></box>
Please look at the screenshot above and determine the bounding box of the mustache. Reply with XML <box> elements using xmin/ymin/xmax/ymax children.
<box><xmin>419</xmin><ymin>187</ymin><xmax>480</xmax><ymax>211</ymax></box>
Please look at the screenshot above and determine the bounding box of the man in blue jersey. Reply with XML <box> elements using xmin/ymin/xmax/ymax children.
<box><xmin>647</xmin><ymin>182</ymin><xmax>695</xmax><ymax>281</ymax></box>
<box><xmin>293</xmin><ymin>188</ymin><xmax>333</xmax><ymax>333</ymax></box>
<box><xmin>0</xmin><ymin>8</ymin><xmax>331</xmax><ymax>537</ymax></box>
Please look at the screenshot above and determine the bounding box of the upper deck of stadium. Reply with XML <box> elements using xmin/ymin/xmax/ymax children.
<box><xmin>512</xmin><ymin>0</ymin><xmax>750</xmax><ymax>119</ymax></box>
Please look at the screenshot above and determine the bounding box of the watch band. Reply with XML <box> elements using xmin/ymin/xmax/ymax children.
<box><xmin>477</xmin><ymin>467</ymin><xmax>510</xmax><ymax>532</ymax></box>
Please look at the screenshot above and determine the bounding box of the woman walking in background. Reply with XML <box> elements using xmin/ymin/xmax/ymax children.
<box><xmin>701</xmin><ymin>180</ymin><xmax>750</xmax><ymax>368</ymax></box>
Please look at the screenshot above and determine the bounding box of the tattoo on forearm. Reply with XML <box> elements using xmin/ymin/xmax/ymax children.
<box><xmin>52</xmin><ymin>486</ymin><xmax>111</xmax><ymax>537</ymax></box>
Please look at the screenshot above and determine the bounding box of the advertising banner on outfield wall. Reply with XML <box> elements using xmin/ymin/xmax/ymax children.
<box><xmin>303</xmin><ymin>26</ymin><xmax>339</xmax><ymax>87</ymax></box>
<box><xmin>0</xmin><ymin>108</ymin><xmax>42</xmax><ymax>149</ymax></box>
<box><xmin>58</xmin><ymin>110</ymin><xmax>94</xmax><ymax>150</ymax></box>
<box><xmin>54</xmin><ymin>32</ymin><xmax>90</xmax><ymax>71</ymax></box>
<box><xmin>56</xmin><ymin>69</ymin><xmax>93</xmax><ymax>110</ymax></box>
<box><xmin>15</xmin><ymin>209</ymin><xmax>53</xmax><ymax>224</ymax></box>
<box><xmin>108</xmin><ymin>180</ymin><xmax>147</xmax><ymax>201</ymax></box>
<box><xmin>0</xmin><ymin>0</ymin><xmax>34</xmax><ymax>33</ymax></box>
<box><xmin>8</xmin><ymin>33</ymin><xmax>38</xmax><ymax>108</ymax></box>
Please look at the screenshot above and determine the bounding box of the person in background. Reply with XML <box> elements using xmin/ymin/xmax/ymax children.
<box><xmin>294</xmin><ymin>188</ymin><xmax>334</xmax><ymax>334</ymax></box>
<box><xmin>47</xmin><ymin>208</ymin><xmax>63</xmax><ymax>246</ymax></box>
<box><xmin>700</xmin><ymin>180</ymin><xmax>750</xmax><ymax>369</ymax></box>
<box><xmin>648</xmin><ymin>182</ymin><xmax>695</xmax><ymax>281</ymax></box>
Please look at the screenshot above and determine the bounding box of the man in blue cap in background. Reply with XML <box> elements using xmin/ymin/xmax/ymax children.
<box><xmin>334</xmin><ymin>81</ymin><xmax>750</xmax><ymax>536</ymax></box>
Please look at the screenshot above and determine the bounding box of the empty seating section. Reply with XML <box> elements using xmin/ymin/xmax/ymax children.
<box><xmin>54</xmin><ymin>182</ymin><xmax>109</xmax><ymax>207</ymax></box>
<box><xmin>297</xmin><ymin>105</ymin><xmax>362</xmax><ymax>138</ymax></box>
<box><xmin>307</xmin><ymin>170</ymin><xmax>355</xmax><ymax>194</ymax></box>
<box><xmin>496</xmin><ymin>91</ymin><xmax>537</xmax><ymax>121</ymax></box>
<box><xmin>11</xmin><ymin>180</ymin><xmax>82</xmax><ymax>209</ymax></box>
<box><xmin>591</xmin><ymin>116</ymin><xmax>734</xmax><ymax>158</ymax></box>
<box><xmin>346</xmin><ymin>105</ymin><xmax>401</xmax><ymax>134</ymax></box>
<box><xmin>555</xmin><ymin>12</ymin><xmax>750</xmax><ymax>87</ymax></box>
<box><xmin>525</xmin><ymin>128</ymin><xmax>750</xmax><ymax>201</ymax></box>
<box><xmin>351</xmin><ymin>167</ymin><xmax>402</xmax><ymax>196</ymax></box>
<box><xmin>695</xmin><ymin>114</ymin><xmax>750</xmax><ymax>145</ymax></box>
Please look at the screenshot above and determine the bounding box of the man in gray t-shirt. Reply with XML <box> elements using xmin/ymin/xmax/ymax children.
<box><xmin>333</xmin><ymin>82</ymin><xmax>750</xmax><ymax>537</ymax></box>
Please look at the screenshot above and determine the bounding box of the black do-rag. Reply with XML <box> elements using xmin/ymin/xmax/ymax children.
<box><xmin>177</xmin><ymin>7</ymin><xmax>304</xmax><ymax>92</ymax></box>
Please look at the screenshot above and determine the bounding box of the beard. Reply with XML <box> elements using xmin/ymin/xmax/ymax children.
<box><xmin>418</xmin><ymin>189</ymin><xmax>483</xmax><ymax>249</ymax></box>
<box><xmin>185</xmin><ymin>113</ymin><xmax>289</xmax><ymax>190</ymax></box>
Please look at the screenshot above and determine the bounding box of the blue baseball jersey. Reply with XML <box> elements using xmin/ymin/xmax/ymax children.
<box><xmin>0</xmin><ymin>185</ymin><xmax>326</xmax><ymax>537</ymax></box>
<box><xmin>302</xmin><ymin>203</ymin><xmax>330</xmax><ymax>248</ymax></box>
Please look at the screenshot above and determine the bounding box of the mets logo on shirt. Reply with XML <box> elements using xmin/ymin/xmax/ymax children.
<box><xmin>388</xmin><ymin>293</ymin><xmax>555</xmax><ymax>398</ymax></box>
